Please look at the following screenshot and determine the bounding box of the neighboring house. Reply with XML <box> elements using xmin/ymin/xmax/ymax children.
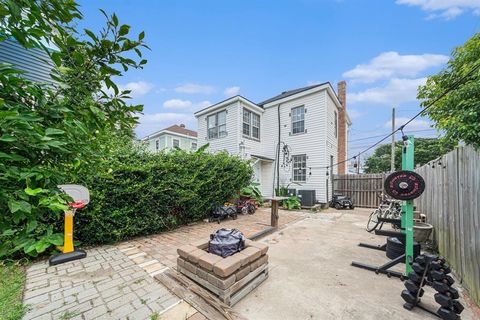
<box><xmin>195</xmin><ymin>81</ymin><xmax>351</xmax><ymax>204</ymax></box>
<box><xmin>142</xmin><ymin>124</ymin><xmax>198</xmax><ymax>152</ymax></box>
<box><xmin>0</xmin><ymin>38</ymin><xmax>56</xmax><ymax>85</ymax></box>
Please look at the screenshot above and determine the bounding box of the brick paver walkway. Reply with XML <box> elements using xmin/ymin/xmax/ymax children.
<box><xmin>123</xmin><ymin>208</ymin><xmax>305</xmax><ymax>269</ymax></box>
<box><xmin>22</xmin><ymin>208</ymin><xmax>306</xmax><ymax>320</ymax></box>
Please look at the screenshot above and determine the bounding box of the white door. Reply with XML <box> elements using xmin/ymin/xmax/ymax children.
<box><xmin>252</xmin><ymin>161</ymin><xmax>262</xmax><ymax>184</ymax></box>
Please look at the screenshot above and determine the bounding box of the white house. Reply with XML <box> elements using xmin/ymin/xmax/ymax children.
<box><xmin>142</xmin><ymin>124</ymin><xmax>198</xmax><ymax>152</ymax></box>
<box><xmin>195</xmin><ymin>82</ymin><xmax>351</xmax><ymax>205</ymax></box>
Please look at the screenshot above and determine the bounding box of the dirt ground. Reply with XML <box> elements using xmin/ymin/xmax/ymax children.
<box><xmin>233</xmin><ymin>208</ymin><xmax>478</xmax><ymax>320</ymax></box>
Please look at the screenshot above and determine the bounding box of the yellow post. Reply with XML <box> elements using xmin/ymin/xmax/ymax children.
<box><xmin>63</xmin><ymin>210</ymin><xmax>75</xmax><ymax>253</ymax></box>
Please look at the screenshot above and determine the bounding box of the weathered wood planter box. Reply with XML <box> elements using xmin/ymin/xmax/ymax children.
<box><xmin>176</xmin><ymin>239</ymin><xmax>269</xmax><ymax>306</ymax></box>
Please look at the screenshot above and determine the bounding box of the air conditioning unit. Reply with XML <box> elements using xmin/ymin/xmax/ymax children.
<box><xmin>297</xmin><ymin>190</ymin><xmax>316</xmax><ymax>207</ymax></box>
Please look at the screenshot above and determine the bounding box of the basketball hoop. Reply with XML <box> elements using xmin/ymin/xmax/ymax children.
<box><xmin>49</xmin><ymin>184</ymin><xmax>90</xmax><ymax>266</ymax></box>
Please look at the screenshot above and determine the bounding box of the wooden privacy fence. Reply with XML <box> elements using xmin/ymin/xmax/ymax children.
<box><xmin>414</xmin><ymin>145</ymin><xmax>480</xmax><ymax>305</ymax></box>
<box><xmin>332</xmin><ymin>173</ymin><xmax>387</xmax><ymax>208</ymax></box>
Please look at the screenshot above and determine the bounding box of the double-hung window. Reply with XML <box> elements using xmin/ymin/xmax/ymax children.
<box><xmin>173</xmin><ymin>139</ymin><xmax>179</xmax><ymax>148</ymax></box>
<box><xmin>155</xmin><ymin>140</ymin><xmax>159</xmax><ymax>151</ymax></box>
<box><xmin>292</xmin><ymin>154</ymin><xmax>307</xmax><ymax>182</ymax></box>
<box><xmin>191</xmin><ymin>142</ymin><xmax>197</xmax><ymax>150</ymax></box>
<box><xmin>292</xmin><ymin>106</ymin><xmax>305</xmax><ymax>134</ymax></box>
<box><xmin>242</xmin><ymin>108</ymin><xmax>260</xmax><ymax>140</ymax></box>
<box><xmin>207</xmin><ymin>110</ymin><xmax>227</xmax><ymax>139</ymax></box>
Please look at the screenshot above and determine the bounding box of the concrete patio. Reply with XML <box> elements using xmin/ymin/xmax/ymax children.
<box><xmin>22</xmin><ymin>207</ymin><xmax>479</xmax><ymax>319</ymax></box>
<box><xmin>233</xmin><ymin>208</ymin><xmax>479</xmax><ymax>320</ymax></box>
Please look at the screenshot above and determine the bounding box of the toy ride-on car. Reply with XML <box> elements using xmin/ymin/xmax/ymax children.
<box><xmin>329</xmin><ymin>194</ymin><xmax>354</xmax><ymax>210</ymax></box>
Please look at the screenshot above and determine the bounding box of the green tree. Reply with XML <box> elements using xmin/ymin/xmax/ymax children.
<box><xmin>417</xmin><ymin>33</ymin><xmax>480</xmax><ymax>148</ymax></box>
<box><xmin>0</xmin><ymin>0</ymin><xmax>148</xmax><ymax>258</ymax></box>
<box><xmin>364</xmin><ymin>138</ymin><xmax>456</xmax><ymax>173</ymax></box>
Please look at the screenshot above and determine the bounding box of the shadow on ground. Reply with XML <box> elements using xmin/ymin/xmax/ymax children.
<box><xmin>233</xmin><ymin>208</ymin><xmax>477</xmax><ymax>320</ymax></box>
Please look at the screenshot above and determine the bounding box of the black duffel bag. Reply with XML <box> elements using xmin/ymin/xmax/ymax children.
<box><xmin>208</xmin><ymin>228</ymin><xmax>245</xmax><ymax>258</ymax></box>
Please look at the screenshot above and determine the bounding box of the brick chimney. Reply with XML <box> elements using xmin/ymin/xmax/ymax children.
<box><xmin>337</xmin><ymin>81</ymin><xmax>347</xmax><ymax>174</ymax></box>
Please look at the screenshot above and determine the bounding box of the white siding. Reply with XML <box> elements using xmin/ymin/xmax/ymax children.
<box><xmin>238</xmin><ymin>101</ymin><xmax>263</xmax><ymax>158</ymax></box>
<box><xmin>325</xmin><ymin>91</ymin><xmax>341</xmax><ymax>201</ymax></box>
<box><xmin>194</xmin><ymin>87</ymin><xmax>342</xmax><ymax>203</ymax></box>
<box><xmin>144</xmin><ymin>133</ymin><xmax>196</xmax><ymax>152</ymax></box>
<box><xmin>197</xmin><ymin>101</ymin><xmax>239</xmax><ymax>154</ymax></box>
<box><xmin>263</xmin><ymin>90</ymin><xmax>331</xmax><ymax>203</ymax></box>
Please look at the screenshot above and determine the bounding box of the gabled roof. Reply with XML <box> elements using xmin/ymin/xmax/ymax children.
<box><xmin>258</xmin><ymin>82</ymin><xmax>329</xmax><ymax>106</ymax></box>
<box><xmin>164</xmin><ymin>125</ymin><xmax>197</xmax><ymax>137</ymax></box>
<box><xmin>141</xmin><ymin>124</ymin><xmax>197</xmax><ymax>140</ymax></box>
<box><xmin>194</xmin><ymin>95</ymin><xmax>263</xmax><ymax>117</ymax></box>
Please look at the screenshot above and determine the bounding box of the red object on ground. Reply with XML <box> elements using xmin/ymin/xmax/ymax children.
<box><xmin>69</xmin><ymin>201</ymin><xmax>85</xmax><ymax>209</ymax></box>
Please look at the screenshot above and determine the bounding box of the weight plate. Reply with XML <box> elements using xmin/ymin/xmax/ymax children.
<box><xmin>384</xmin><ymin>170</ymin><xmax>425</xmax><ymax>200</ymax></box>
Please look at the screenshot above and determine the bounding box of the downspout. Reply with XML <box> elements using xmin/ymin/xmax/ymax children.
<box><xmin>276</xmin><ymin>103</ymin><xmax>281</xmax><ymax>196</ymax></box>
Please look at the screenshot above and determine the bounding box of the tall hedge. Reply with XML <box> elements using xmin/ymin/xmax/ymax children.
<box><xmin>75</xmin><ymin>148</ymin><xmax>253</xmax><ymax>245</ymax></box>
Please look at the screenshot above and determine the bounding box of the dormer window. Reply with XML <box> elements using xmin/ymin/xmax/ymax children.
<box><xmin>207</xmin><ymin>110</ymin><xmax>227</xmax><ymax>139</ymax></box>
<box><xmin>243</xmin><ymin>108</ymin><xmax>260</xmax><ymax>140</ymax></box>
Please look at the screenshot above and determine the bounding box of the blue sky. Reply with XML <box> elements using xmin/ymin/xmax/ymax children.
<box><xmin>77</xmin><ymin>0</ymin><xmax>479</xmax><ymax>156</ymax></box>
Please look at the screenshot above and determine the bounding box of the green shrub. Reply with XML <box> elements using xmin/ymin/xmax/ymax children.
<box><xmin>75</xmin><ymin>148</ymin><xmax>253</xmax><ymax>245</ymax></box>
<box><xmin>241</xmin><ymin>182</ymin><xmax>263</xmax><ymax>203</ymax></box>
<box><xmin>282</xmin><ymin>196</ymin><xmax>301</xmax><ymax>210</ymax></box>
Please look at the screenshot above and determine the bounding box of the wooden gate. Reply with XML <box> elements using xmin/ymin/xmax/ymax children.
<box><xmin>332</xmin><ymin>173</ymin><xmax>386</xmax><ymax>208</ymax></box>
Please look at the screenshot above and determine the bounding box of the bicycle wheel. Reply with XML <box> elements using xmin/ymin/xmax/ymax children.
<box><xmin>366</xmin><ymin>209</ymin><xmax>381</xmax><ymax>232</ymax></box>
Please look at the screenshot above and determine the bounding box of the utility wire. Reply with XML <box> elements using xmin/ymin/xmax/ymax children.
<box><xmin>348</xmin><ymin>128</ymin><xmax>437</xmax><ymax>143</ymax></box>
<box><xmin>310</xmin><ymin>61</ymin><xmax>480</xmax><ymax>171</ymax></box>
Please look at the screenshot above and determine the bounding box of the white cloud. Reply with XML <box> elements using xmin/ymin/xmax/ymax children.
<box><xmin>118</xmin><ymin>81</ymin><xmax>153</xmax><ymax>97</ymax></box>
<box><xmin>163</xmin><ymin>99</ymin><xmax>192</xmax><ymax>110</ymax></box>
<box><xmin>349</xmin><ymin>77</ymin><xmax>427</xmax><ymax>105</ymax></box>
<box><xmin>175</xmin><ymin>83</ymin><xmax>215</xmax><ymax>95</ymax></box>
<box><xmin>224</xmin><ymin>86</ymin><xmax>240</xmax><ymax>97</ymax></box>
<box><xmin>343</xmin><ymin>52</ymin><xmax>448</xmax><ymax>83</ymax></box>
<box><xmin>384</xmin><ymin>117</ymin><xmax>432</xmax><ymax>131</ymax></box>
<box><xmin>136</xmin><ymin>112</ymin><xmax>196</xmax><ymax>137</ymax></box>
<box><xmin>396</xmin><ymin>0</ymin><xmax>480</xmax><ymax>20</ymax></box>
<box><xmin>163</xmin><ymin>99</ymin><xmax>211</xmax><ymax>111</ymax></box>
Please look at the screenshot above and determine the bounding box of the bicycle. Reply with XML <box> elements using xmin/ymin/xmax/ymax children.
<box><xmin>366</xmin><ymin>194</ymin><xmax>402</xmax><ymax>232</ymax></box>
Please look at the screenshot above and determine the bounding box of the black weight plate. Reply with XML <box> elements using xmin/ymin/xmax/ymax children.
<box><xmin>384</xmin><ymin>170</ymin><xmax>425</xmax><ymax>200</ymax></box>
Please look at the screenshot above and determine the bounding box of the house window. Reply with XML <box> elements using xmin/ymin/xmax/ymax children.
<box><xmin>292</xmin><ymin>106</ymin><xmax>305</xmax><ymax>134</ymax></box>
<box><xmin>334</xmin><ymin>111</ymin><xmax>338</xmax><ymax>138</ymax></box>
<box><xmin>207</xmin><ymin>110</ymin><xmax>227</xmax><ymax>139</ymax></box>
<box><xmin>191</xmin><ymin>142</ymin><xmax>197</xmax><ymax>150</ymax></box>
<box><xmin>242</xmin><ymin>108</ymin><xmax>260</xmax><ymax>140</ymax></box>
<box><xmin>173</xmin><ymin>139</ymin><xmax>179</xmax><ymax>148</ymax></box>
<box><xmin>292</xmin><ymin>154</ymin><xmax>307</xmax><ymax>182</ymax></box>
<box><xmin>155</xmin><ymin>140</ymin><xmax>159</xmax><ymax>151</ymax></box>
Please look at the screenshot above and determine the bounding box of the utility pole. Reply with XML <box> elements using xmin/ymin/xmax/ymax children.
<box><xmin>356</xmin><ymin>155</ymin><xmax>360</xmax><ymax>174</ymax></box>
<box><xmin>391</xmin><ymin>107</ymin><xmax>396</xmax><ymax>172</ymax></box>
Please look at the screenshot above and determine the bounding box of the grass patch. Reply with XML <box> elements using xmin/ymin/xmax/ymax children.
<box><xmin>0</xmin><ymin>263</ymin><xmax>26</xmax><ymax>320</ymax></box>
